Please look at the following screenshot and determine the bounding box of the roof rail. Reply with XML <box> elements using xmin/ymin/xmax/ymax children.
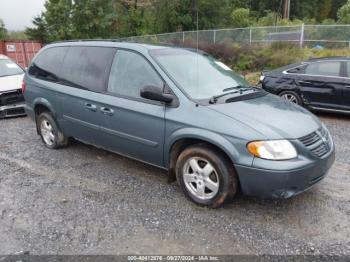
<box><xmin>307</xmin><ymin>56</ymin><xmax>350</xmax><ymax>61</ymax></box>
<box><xmin>51</xmin><ymin>39</ymin><xmax>122</xmax><ymax>44</ymax></box>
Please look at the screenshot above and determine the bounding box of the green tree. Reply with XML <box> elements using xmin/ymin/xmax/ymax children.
<box><xmin>152</xmin><ymin>0</ymin><xmax>231</xmax><ymax>33</ymax></box>
<box><xmin>338</xmin><ymin>0</ymin><xmax>350</xmax><ymax>23</ymax></box>
<box><xmin>44</xmin><ymin>0</ymin><xmax>73</xmax><ymax>41</ymax></box>
<box><xmin>71</xmin><ymin>0</ymin><xmax>117</xmax><ymax>39</ymax></box>
<box><xmin>113</xmin><ymin>0</ymin><xmax>154</xmax><ymax>37</ymax></box>
<box><xmin>230</xmin><ymin>8</ymin><xmax>252</xmax><ymax>28</ymax></box>
<box><xmin>25</xmin><ymin>14</ymin><xmax>49</xmax><ymax>43</ymax></box>
<box><xmin>0</xmin><ymin>19</ymin><xmax>7</xmax><ymax>40</ymax></box>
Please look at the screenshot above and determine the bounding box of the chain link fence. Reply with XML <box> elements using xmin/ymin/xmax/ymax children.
<box><xmin>119</xmin><ymin>24</ymin><xmax>350</xmax><ymax>48</ymax></box>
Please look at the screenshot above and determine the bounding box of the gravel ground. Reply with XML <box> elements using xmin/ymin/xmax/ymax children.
<box><xmin>0</xmin><ymin>113</ymin><xmax>349</xmax><ymax>256</ymax></box>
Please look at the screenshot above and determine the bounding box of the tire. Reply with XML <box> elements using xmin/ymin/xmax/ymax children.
<box><xmin>279</xmin><ymin>90</ymin><xmax>302</xmax><ymax>105</ymax></box>
<box><xmin>175</xmin><ymin>144</ymin><xmax>238</xmax><ymax>208</ymax></box>
<box><xmin>36</xmin><ymin>112</ymin><xmax>68</xmax><ymax>149</ymax></box>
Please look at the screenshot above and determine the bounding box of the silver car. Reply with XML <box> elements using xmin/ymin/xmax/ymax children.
<box><xmin>0</xmin><ymin>55</ymin><xmax>26</xmax><ymax>118</ymax></box>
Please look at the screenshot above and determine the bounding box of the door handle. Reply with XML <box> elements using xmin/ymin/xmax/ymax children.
<box><xmin>100</xmin><ymin>107</ymin><xmax>114</xmax><ymax>116</ymax></box>
<box><xmin>85</xmin><ymin>103</ymin><xmax>97</xmax><ymax>112</ymax></box>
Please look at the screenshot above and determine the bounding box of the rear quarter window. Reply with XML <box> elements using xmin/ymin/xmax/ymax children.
<box><xmin>60</xmin><ymin>46</ymin><xmax>116</xmax><ymax>92</ymax></box>
<box><xmin>29</xmin><ymin>47</ymin><xmax>68</xmax><ymax>82</ymax></box>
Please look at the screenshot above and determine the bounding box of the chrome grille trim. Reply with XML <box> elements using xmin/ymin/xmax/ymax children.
<box><xmin>299</xmin><ymin>127</ymin><xmax>331</xmax><ymax>158</ymax></box>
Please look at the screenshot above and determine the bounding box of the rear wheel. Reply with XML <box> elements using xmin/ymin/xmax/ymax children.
<box><xmin>279</xmin><ymin>90</ymin><xmax>302</xmax><ymax>105</ymax></box>
<box><xmin>37</xmin><ymin>112</ymin><xmax>68</xmax><ymax>149</ymax></box>
<box><xmin>176</xmin><ymin>144</ymin><xmax>238</xmax><ymax>208</ymax></box>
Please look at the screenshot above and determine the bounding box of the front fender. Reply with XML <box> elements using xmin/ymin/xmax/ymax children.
<box><xmin>164</xmin><ymin>127</ymin><xmax>241</xmax><ymax>167</ymax></box>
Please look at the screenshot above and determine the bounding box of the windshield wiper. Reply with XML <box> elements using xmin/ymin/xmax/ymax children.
<box><xmin>209</xmin><ymin>86</ymin><xmax>254</xmax><ymax>104</ymax></box>
<box><xmin>222</xmin><ymin>85</ymin><xmax>250</xmax><ymax>92</ymax></box>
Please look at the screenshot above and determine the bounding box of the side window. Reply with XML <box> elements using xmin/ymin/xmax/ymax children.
<box><xmin>29</xmin><ymin>47</ymin><xmax>68</xmax><ymax>82</ymax></box>
<box><xmin>346</xmin><ymin>62</ymin><xmax>350</xmax><ymax>77</ymax></box>
<box><xmin>287</xmin><ymin>65</ymin><xmax>306</xmax><ymax>74</ymax></box>
<box><xmin>60</xmin><ymin>46</ymin><xmax>116</xmax><ymax>92</ymax></box>
<box><xmin>305</xmin><ymin>62</ymin><xmax>341</xmax><ymax>77</ymax></box>
<box><xmin>108</xmin><ymin>50</ymin><xmax>163</xmax><ymax>99</ymax></box>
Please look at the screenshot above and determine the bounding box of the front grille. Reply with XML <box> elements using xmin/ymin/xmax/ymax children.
<box><xmin>0</xmin><ymin>90</ymin><xmax>24</xmax><ymax>106</ymax></box>
<box><xmin>299</xmin><ymin>127</ymin><xmax>331</xmax><ymax>158</ymax></box>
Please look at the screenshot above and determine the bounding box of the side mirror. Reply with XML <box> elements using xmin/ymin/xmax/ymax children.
<box><xmin>140</xmin><ymin>85</ymin><xmax>174</xmax><ymax>103</ymax></box>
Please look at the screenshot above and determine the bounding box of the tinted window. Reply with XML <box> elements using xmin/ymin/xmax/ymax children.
<box><xmin>29</xmin><ymin>47</ymin><xmax>68</xmax><ymax>82</ymax></box>
<box><xmin>108</xmin><ymin>50</ymin><xmax>163</xmax><ymax>99</ymax></box>
<box><xmin>305</xmin><ymin>62</ymin><xmax>341</xmax><ymax>77</ymax></box>
<box><xmin>60</xmin><ymin>47</ymin><xmax>116</xmax><ymax>92</ymax></box>
<box><xmin>0</xmin><ymin>59</ymin><xmax>24</xmax><ymax>77</ymax></box>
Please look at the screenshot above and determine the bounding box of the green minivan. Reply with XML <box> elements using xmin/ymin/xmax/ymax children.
<box><xmin>24</xmin><ymin>41</ymin><xmax>335</xmax><ymax>208</ymax></box>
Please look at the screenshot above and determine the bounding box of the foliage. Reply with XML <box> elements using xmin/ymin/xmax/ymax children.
<box><xmin>44</xmin><ymin>0</ymin><xmax>73</xmax><ymax>41</ymax></box>
<box><xmin>230</xmin><ymin>8</ymin><xmax>252</xmax><ymax>28</ymax></box>
<box><xmin>71</xmin><ymin>0</ymin><xmax>117</xmax><ymax>39</ymax></box>
<box><xmin>23</xmin><ymin>0</ymin><xmax>350</xmax><ymax>43</ymax></box>
<box><xmin>6</xmin><ymin>31</ymin><xmax>28</xmax><ymax>40</ymax></box>
<box><xmin>338</xmin><ymin>0</ymin><xmax>350</xmax><ymax>23</ymax></box>
<box><xmin>25</xmin><ymin>14</ymin><xmax>49</xmax><ymax>43</ymax></box>
<box><xmin>0</xmin><ymin>19</ymin><xmax>7</xmax><ymax>40</ymax></box>
<box><xmin>177</xmin><ymin>40</ymin><xmax>350</xmax><ymax>75</ymax></box>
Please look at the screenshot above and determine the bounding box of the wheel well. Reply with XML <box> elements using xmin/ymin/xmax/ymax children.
<box><xmin>167</xmin><ymin>138</ymin><xmax>233</xmax><ymax>182</ymax></box>
<box><xmin>34</xmin><ymin>104</ymin><xmax>51</xmax><ymax>134</ymax></box>
<box><xmin>34</xmin><ymin>104</ymin><xmax>51</xmax><ymax>117</ymax></box>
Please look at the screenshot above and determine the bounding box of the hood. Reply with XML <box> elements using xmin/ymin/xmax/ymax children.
<box><xmin>208</xmin><ymin>94</ymin><xmax>321</xmax><ymax>139</ymax></box>
<box><xmin>0</xmin><ymin>74</ymin><xmax>24</xmax><ymax>92</ymax></box>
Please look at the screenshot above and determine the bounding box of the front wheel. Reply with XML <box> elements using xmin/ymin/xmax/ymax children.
<box><xmin>175</xmin><ymin>144</ymin><xmax>238</xmax><ymax>208</ymax></box>
<box><xmin>279</xmin><ymin>90</ymin><xmax>302</xmax><ymax>105</ymax></box>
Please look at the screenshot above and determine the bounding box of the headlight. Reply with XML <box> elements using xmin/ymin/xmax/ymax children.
<box><xmin>247</xmin><ymin>140</ymin><xmax>297</xmax><ymax>160</ymax></box>
<box><xmin>259</xmin><ymin>75</ymin><xmax>265</xmax><ymax>81</ymax></box>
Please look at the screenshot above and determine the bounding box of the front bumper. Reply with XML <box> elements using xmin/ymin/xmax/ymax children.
<box><xmin>0</xmin><ymin>89</ymin><xmax>26</xmax><ymax>118</ymax></box>
<box><xmin>0</xmin><ymin>103</ymin><xmax>26</xmax><ymax>118</ymax></box>
<box><xmin>235</xmin><ymin>146</ymin><xmax>335</xmax><ymax>199</ymax></box>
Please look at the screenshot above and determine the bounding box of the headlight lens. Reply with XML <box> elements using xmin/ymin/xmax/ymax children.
<box><xmin>259</xmin><ymin>75</ymin><xmax>265</xmax><ymax>81</ymax></box>
<box><xmin>247</xmin><ymin>140</ymin><xmax>297</xmax><ymax>160</ymax></box>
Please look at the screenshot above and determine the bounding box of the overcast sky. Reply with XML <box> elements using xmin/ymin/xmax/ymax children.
<box><xmin>0</xmin><ymin>0</ymin><xmax>46</xmax><ymax>31</ymax></box>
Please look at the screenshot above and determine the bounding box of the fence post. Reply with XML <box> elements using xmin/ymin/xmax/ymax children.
<box><xmin>182</xmin><ymin>31</ymin><xmax>185</xmax><ymax>44</ymax></box>
<box><xmin>213</xmin><ymin>30</ymin><xmax>216</xmax><ymax>43</ymax></box>
<box><xmin>300</xmin><ymin>23</ymin><xmax>305</xmax><ymax>48</ymax></box>
<box><xmin>249</xmin><ymin>27</ymin><xmax>252</xmax><ymax>45</ymax></box>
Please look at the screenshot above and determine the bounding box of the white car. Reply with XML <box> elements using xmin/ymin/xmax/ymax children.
<box><xmin>0</xmin><ymin>55</ymin><xmax>26</xmax><ymax>118</ymax></box>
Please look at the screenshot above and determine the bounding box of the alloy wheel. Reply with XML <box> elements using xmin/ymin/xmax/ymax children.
<box><xmin>183</xmin><ymin>157</ymin><xmax>219</xmax><ymax>200</ymax></box>
<box><xmin>40</xmin><ymin>119</ymin><xmax>55</xmax><ymax>146</ymax></box>
<box><xmin>281</xmin><ymin>93</ymin><xmax>298</xmax><ymax>104</ymax></box>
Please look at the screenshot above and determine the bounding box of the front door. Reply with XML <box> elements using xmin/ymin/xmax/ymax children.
<box><xmin>97</xmin><ymin>49</ymin><xmax>166</xmax><ymax>167</ymax></box>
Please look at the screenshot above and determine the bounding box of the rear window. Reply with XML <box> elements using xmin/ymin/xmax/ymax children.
<box><xmin>0</xmin><ymin>59</ymin><xmax>24</xmax><ymax>77</ymax></box>
<box><xmin>60</xmin><ymin>46</ymin><xmax>116</xmax><ymax>92</ymax></box>
<box><xmin>29</xmin><ymin>47</ymin><xmax>68</xmax><ymax>82</ymax></box>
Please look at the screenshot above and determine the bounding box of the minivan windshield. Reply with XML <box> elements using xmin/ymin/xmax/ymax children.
<box><xmin>0</xmin><ymin>59</ymin><xmax>24</xmax><ymax>77</ymax></box>
<box><xmin>150</xmin><ymin>48</ymin><xmax>249</xmax><ymax>100</ymax></box>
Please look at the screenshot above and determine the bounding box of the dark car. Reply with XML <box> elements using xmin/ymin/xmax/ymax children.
<box><xmin>260</xmin><ymin>57</ymin><xmax>350</xmax><ymax>114</ymax></box>
<box><xmin>24</xmin><ymin>41</ymin><xmax>335</xmax><ymax>208</ymax></box>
